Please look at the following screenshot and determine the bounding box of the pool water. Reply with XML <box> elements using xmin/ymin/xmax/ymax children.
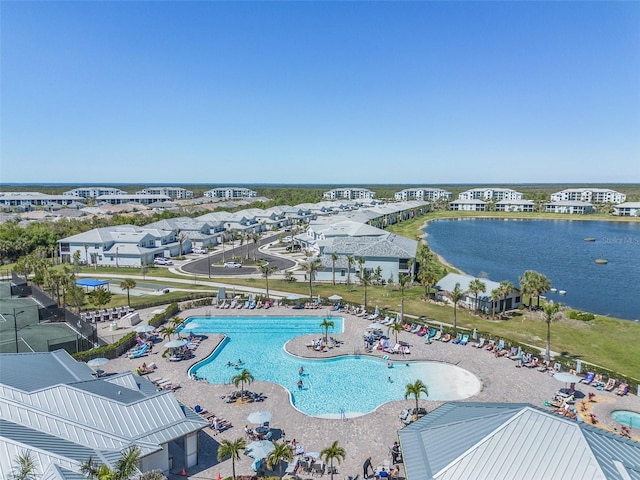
<box><xmin>185</xmin><ymin>316</ymin><xmax>481</xmax><ymax>417</ymax></box>
<box><xmin>611</xmin><ymin>410</ymin><xmax>640</xmax><ymax>428</ymax></box>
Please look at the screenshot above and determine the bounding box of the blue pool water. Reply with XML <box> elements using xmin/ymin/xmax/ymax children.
<box><xmin>184</xmin><ymin>316</ymin><xmax>481</xmax><ymax>417</ymax></box>
<box><xmin>611</xmin><ymin>410</ymin><xmax>640</xmax><ymax>428</ymax></box>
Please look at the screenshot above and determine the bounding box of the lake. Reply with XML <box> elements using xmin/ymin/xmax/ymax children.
<box><xmin>423</xmin><ymin>218</ymin><xmax>640</xmax><ymax>321</ymax></box>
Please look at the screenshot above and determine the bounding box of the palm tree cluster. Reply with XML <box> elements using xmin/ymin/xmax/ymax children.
<box><xmin>519</xmin><ymin>270</ymin><xmax>552</xmax><ymax>309</ymax></box>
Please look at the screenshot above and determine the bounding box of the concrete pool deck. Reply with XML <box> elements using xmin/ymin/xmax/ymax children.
<box><xmin>100</xmin><ymin>304</ymin><xmax>640</xmax><ymax>479</ymax></box>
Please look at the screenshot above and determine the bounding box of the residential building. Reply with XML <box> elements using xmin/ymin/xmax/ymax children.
<box><xmin>494</xmin><ymin>199</ymin><xmax>536</xmax><ymax>212</ymax></box>
<box><xmin>58</xmin><ymin>225</ymin><xmax>181</xmax><ymax>267</ymax></box>
<box><xmin>399</xmin><ymin>402</ymin><xmax>640</xmax><ymax>480</ymax></box>
<box><xmin>145</xmin><ymin>217</ymin><xmax>224</xmax><ymax>250</ymax></box>
<box><xmin>136</xmin><ymin>187</ymin><xmax>194</xmax><ymax>199</ymax></box>
<box><xmin>612</xmin><ymin>202</ymin><xmax>640</xmax><ymax>217</ymax></box>
<box><xmin>96</xmin><ymin>194</ymin><xmax>171</xmax><ymax>205</ymax></box>
<box><xmin>0</xmin><ymin>192</ymin><xmax>81</xmax><ymax>211</ymax></box>
<box><xmin>449</xmin><ymin>199</ymin><xmax>487</xmax><ymax>211</ymax></box>
<box><xmin>0</xmin><ymin>350</ymin><xmax>208</xmax><ymax>477</ymax></box>
<box><xmin>551</xmin><ymin>188</ymin><xmax>626</xmax><ymax>204</ymax></box>
<box><xmin>63</xmin><ymin>187</ymin><xmax>127</xmax><ymax>198</ymax></box>
<box><xmin>435</xmin><ymin>272</ymin><xmax>522</xmax><ymax>313</ymax></box>
<box><xmin>545</xmin><ymin>200</ymin><xmax>595</xmax><ymax>214</ymax></box>
<box><xmin>322</xmin><ymin>188</ymin><xmax>377</xmax><ymax>200</ymax></box>
<box><xmin>394</xmin><ymin>188</ymin><xmax>453</xmax><ymax>202</ymax></box>
<box><xmin>458</xmin><ymin>188</ymin><xmax>524</xmax><ymax>201</ymax></box>
<box><xmin>203</xmin><ymin>187</ymin><xmax>257</xmax><ymax>199</ymax></box>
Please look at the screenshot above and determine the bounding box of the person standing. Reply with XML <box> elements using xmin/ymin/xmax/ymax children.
<box><xmin>391</xmin><ymin>441</ymin><xmax>401</xmax><ymax>464</ymax></box>
<box><xmin>363</xmin><ymin>456</ymin><xmax>373</xmax><ymax>479</ymax></box>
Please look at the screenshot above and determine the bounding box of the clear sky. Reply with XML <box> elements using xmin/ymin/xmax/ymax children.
<box><xmin>2</xmin><ymin>1</ymin><xmax>639</xmax><ymax>185</ymax></box>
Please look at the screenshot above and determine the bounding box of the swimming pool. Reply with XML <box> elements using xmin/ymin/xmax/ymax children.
<box><xmin>185</xmin><ymin>316</ymin><xmax>481</xmax><ymax>417</ymax></box>
<box><xmin>611</xmin><ymin>410</ymin><xmax>640</xmax><ymax>429</ymax></box>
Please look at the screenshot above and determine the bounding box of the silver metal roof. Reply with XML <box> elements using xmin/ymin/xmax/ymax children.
<box><xmin>399</xmin><ymin>402</ymin><xmax>640</xmax><ymax>480</ymax></box>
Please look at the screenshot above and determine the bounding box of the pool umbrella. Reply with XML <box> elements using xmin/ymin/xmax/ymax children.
<box><xmin>553</xmin><ymin>372</ymin><xmax>583</xmax><ymax>384</ymax></box>
<box><xmin>328</xmin><ymin>295</ymin><xmax>342</xmax><ymax>301</ymax></box>
<box><xmin>86</xmin><ymin>358</ymin><xmax>109</xmax><ymax>368</ymax></box>
<box><xmin>246</xmin><ymin>440</ymin><xmax>275</xmax><ymax>460</ymax></box>
<box><xmin>181</xmin><ymin>322</ymin><xmax>200</xmax><ymax>335</ymax></box>
<box><xmin>247</xmin><ymin>411</ymin><xmax>272</xmax><ymax>425</ymax></box>
<box><xmin>135</xmin><ymin>325</ymin><xmax>155</xmax><ymax>333</ymax></box>
<box><xmin>164</xmin><ymin>339</ymin><xmax>187</xmax><ymax>349</ymax></box>
<box><xmin>286</xmin><ymin>294</ymin><xmax>304</xmax><ymax>301</ymax></box>
<box><xmin>305</xmin><ymin>452</ymin><xmax>320</xmax><ymax>459</ymax></box>
<box><xmin>472</xmin><ymin>328</ymin><xmax>478</xmax><ymax>341</ymax></box>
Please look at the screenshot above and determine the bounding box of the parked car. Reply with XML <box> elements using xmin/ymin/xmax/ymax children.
<box><xmin>192</xmin><ymin>248</ymin><xmax>207</xmax><ymax>254</ymax></box>
<box><xmin>154</xmin><ymin>257</ymin><xmax>173</xmax><ymax>266</ymax></box>
<box><xmin>282</xmin><ymin>236</ymin><xmax>293</xmax><ymax>243</ymax></box>
<box><xmin>286</xmin><ymin>244</ymin><xmax>302</xmax><ymax>251</ymax></box>
<box><xmin>224</xmin><ymin>262</ymin><xmax>242</xmax><ymax>268</ymax></box>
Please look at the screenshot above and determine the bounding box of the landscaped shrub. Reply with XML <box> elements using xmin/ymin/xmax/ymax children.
<box><xmin>567</xmin><ymin>310</ymin><xmax>595</xmax><ymax>321</ymax></box>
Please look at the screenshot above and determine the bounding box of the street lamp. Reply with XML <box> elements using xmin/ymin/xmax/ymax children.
<box><xmin>208</xmin><ymin>251</ymin><xmax>211</xmax><ymax>279</ymax></box>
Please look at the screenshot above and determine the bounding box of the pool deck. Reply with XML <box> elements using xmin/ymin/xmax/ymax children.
<box><xmin>100</xmin><ymin>305</ymin><xmax>640</xmax><ymax>479</ymax></box>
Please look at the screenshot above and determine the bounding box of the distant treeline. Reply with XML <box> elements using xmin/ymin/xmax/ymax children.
<box><xmin>3</xmin><ymin>183</ymin><xmax>640</xmax><ymax>201</ymax></box>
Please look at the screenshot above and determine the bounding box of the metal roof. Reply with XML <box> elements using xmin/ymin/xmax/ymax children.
<box><xmin>399</xmin><ymin>402</ymin><xmax>640</xmax><ymax>480</ymax></box>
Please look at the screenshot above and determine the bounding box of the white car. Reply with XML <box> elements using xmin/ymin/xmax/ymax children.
<box><xmin>224</xmin><ymin>262</ymin><xmax>242</xmax><ymax>268</ymax></box>
<box><xmin>283</xmin><ymin>236</ymin><xmax>293</xmax><ymax>243</ymax></box>
<box><xmin>192</xmin><ymin>248</ymin><xmax>207</xmax><ymax>254</ymax></box>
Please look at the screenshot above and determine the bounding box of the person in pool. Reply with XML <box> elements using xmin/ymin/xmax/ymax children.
<box><xmin>299</xmin><ymin>366</ymin><xmax>304</xmax><ymax>375</ymax></box>
<box><xmin>297</xmin><ymin>379</ymin><xmax>303</xmax><ymax>389</ymax></box>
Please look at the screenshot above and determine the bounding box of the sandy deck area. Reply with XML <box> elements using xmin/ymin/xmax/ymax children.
<box><xmin>99</xmin><ymin>304</ymin><xmax>640</xmax><ymax>479</ymax></box>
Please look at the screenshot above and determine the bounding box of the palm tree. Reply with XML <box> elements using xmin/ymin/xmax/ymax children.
<box><xmin>499</xmin><ymin>280</ymin><xmax>515</xmax><ymax>316</ymax></box>
<box><xmin>397</xmin><ymin>273</ymin><xmax>411</xmax><ymax>323</ymax></box>
<box><xmin>231</xmin><ymin>368</ymin><xmax>254</xmax><ymax>401</ymax></box>
<box><xmin>11</xmin><ymin>451</ymin><xmax>38</xmax><ymax>480</ymax></box>
<box><xmin>330</xmin><ymin>253</ymin><xmax>338</xmax><ymax>286</ymax></box>
<box><xmin>404</xmin><ymin>379</ymin><xmax>429</xmax><ymax>416</ymax></box>
<box><xmin>251</xmin><ymin>231</ymin><xmax>262</xmax><ymax>260</ymax></box>
<box><xmin>531</xmin><ymin>271</ymin><xmax>551</xmax><ymax>308</ymax></box>
<box><xmin>320</xmin><ymin>318</ymin><xmax>335</xmax><ymax>345</ymax></box>
<box><xmin>451</xmin><ymin>283</ymin><xmax>463</xmax><ymax>331</ymax></box>
<box><xmin>304</xmin><ymin>258</ymin><xmax>321</xmax><ymax>299</ymax></box>
<box><xmin>120</xmin><ymin>279</ymin><xmax>137</xmax><ymax>307</ymax></box>
<box><xmin>345</xmin><ymin>255</ymin><xmax>354</xmax><ymax>285</ymax></box>
<box><xmin>66</xmin><ymin>285</ymin><xmax>86</xmax><ymax>313</ymax></box>
<box><xmin>88</xmin><ymin>286</ymin><xmax>112</xmax><ymax>309</ymax></box>
<box><xmin>490</xmin><ymin>288</ymin><xmax>501</xmax><ymax>319</ymax></box>
<box><xmin>266</xmin><ymin>440</ymin><xmax>294</xmax><ymax>477</ymax></box>
<box><xmin>81</xmin><ymin>446</ymin><xmax>141</xmax><ymax>480</ymax></box>
<box><xmin>170</xmin><ymin>315</ymin><xmax>184</xmax><ymax>328</ymax></box>
<box><xmin>177</xmin><ymin>233</ymin><xmax>187</xmax><ymax>257</ymax></box>
<box><xmin>357</xmin><ymin>267</ymin><xmax>372</xmax><ymax>311</ymax></box>
<box><xmin>259</xmin><ymin>262</ymin><xmax>278</xmax><ymax>300</ymax></box>
<box><xmin>320</xmin><ymin>440</ymin><xmax>346</xmax><ymax>480</ymax></box>
<box><xmin>519</xmin><ymin>270</ymin><xmax>535</xmax><ymax>310</ymax></box>
<box><xmin>390</xmin><ymin>321</ymin><xmax>404</xmax><ymax>344</ymax></box>
<box><xmin>467</xmin><ymin>279</ymin><xmax>486</xmax><ymax>313</ymax></box>
<box><xmin>542</xmin><ymin>301</ymin><xmax>562</xmax><ymax>363</ymax></box>
<box><xmin>160</xmin><ymin>325</ymin><xmax>177</xmax><ymax>341</ymax></box>
<box><xmin>217</xmin><ymin>438</ymin><xmax>247</xmax><ymax>480</ymax></box>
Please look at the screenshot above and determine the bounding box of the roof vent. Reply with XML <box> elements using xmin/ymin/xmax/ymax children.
<box><xmin>118</xmin><ymin>391</ymin><xmax>122</xmax><ymax>395</ymax></box>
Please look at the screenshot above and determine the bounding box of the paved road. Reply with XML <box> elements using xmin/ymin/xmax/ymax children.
<box><xmin>181</xmin><ymin>232</ymin><xmax>297</xmax><ymax>276</ymax></box>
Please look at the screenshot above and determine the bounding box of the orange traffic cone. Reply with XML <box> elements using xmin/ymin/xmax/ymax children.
<box><xmin>181</xmin><ymin>468</ymin><xmax>187</xmax><ymax>476</ymax></box>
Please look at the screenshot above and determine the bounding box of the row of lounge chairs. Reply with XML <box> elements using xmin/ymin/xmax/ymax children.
<box><xmin>149</xmin><ymin>376</ymin><xmax>181</xmax><ymax>391</ymax></box>
<box><xmin>579</xmin><ymin>372</ymin><xmax>627</xmax><ymax>395</ymax></box>
<box><xmin>81</xmin><ymin>306</ymin><xmax>135</xmax><ymax>323</ymax></box>
<box><xmin>221</xmin><ymin>390</ymin><xmax>267</xmax><ymax>403</ymax></box>
<box><xmin>193</xmin><ymin>405</ymin><xmax>233</xmax><ymax>433</ymax></box>
<box><xmin>215</xmin><ymin>299</ymin><xmax>270</xmax><ymax>309</ymax></box>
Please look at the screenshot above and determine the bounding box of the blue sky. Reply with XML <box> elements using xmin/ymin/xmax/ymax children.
<box><xmin>2</xmin><ymin>1</ymin><xmax>639</xmax><ymax>184</ymax></box>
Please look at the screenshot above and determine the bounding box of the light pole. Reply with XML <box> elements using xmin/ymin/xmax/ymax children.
<box><xmin>208</xmin><ymin>251</ymin><xmax>211</xmax><ymax>279</ymax></box>
<box><xmin>10</xmin><ymin>309</ymin><xmax>25</xmax><ymax>353</ymax></box>
<box><xmin>115</xmin><ymin>246</ymin><xmax>119</xmax><ymax>269</ymax></box>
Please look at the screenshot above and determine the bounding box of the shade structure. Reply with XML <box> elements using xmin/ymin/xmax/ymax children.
<box><xmin>328</xmin><ymin>294</ymin><xmax>342</xmax><ymax>301</ymax></box>
<box><xmin>86</xmin><ymin>357</ymin><xmax>109</xmax><ymax>368</ymax></box>
<box><xmin>247</xmin><ymin>411</ymin><xmax>272</xmax><ymax>425</ymax></box>
<box><xmin>135</xmin><ymin>325</ymin><xmax>155</xmax><ymax>333</ymax></box>
<box><xmin>181</xmin><ymin>322</ymin><xmax>200</xmax><ymax>335</ymax></box>
<box><xmin>286</xmin><ymin>294</ymin><xmax>304</xmax><ymax>301</ymax></box>
<box><xmin>305</xmin><ymin>452</ymin><xmax>320</xmax><ymax>459</ymax></box>
<box><xmin>246</xmin><ymin>440</ymin><xmax>275</xmax><ymax>460</ymax></box>
<box><xmin>554</xmin><ymin>372</ymin><xmax>583</xmax><ymax>384</ymax></box>
<box><xmin>368</xmin><ymin>323</ymin><xmax>385</xmax><ymax>331</ymax></box>
<box><xmin>164</xmin><ymin>339</ymin><xmax>188</xmax><ymax>349</ymax></box>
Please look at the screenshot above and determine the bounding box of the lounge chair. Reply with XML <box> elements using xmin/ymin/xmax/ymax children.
<box><xmin>431</xmin><ymin>330</ymin><xmax>442</xmax><ymax>342</ymax></box>
<box><xmin>616</xmin><ymin>383</ymin><xmax>629</xmax><ymax>396</ymax></box>
<box><xmin>411</xmin><ymin>324</ymin><xmax>422</xmax><ymax>334</ymax></box>
<box><xmin>129</xmin><ymin>344</ymin><xmax>149</xmax><ymax>359</ymax></box>
<box><xmin>591</xmin><ymin>374</ymin><xmax>604</xmax><ymax>388</ymax></box>
<box><xmin>508</xmin><ymin>347</ymin><xmax>520</xmax><ymax>360</ymax></box>
<box><xmin>603</xmin><ymin>378</ymin><xmax>617</xmax><ymax>391</ymax></box>
<box><xmin>459</xmin><ymin>334</ymin><xmax>470</xmax><ymax>345</ymax></box>
<box><xmin>441</xmin><ymin>333</ymin><xmax>451</xmax><ymax>342</ymax></box>
<box><xmin>580</xmin><ymin>372</ymin><xmax>595</xmax><ymax>384</ymax></box>
<box><xmin>474</xmin><ymin>338</ymin><xmax>485</xmax><ymax>349</ymax></box>
<box><xmin>451</xmin><ymin>333</ymin><xmax>462</xmax><ymax>344</ymax></box>
<box><xmin>416</xmin><ymin>327</ymin><xmax>428</xmax><ymax>336</ymax></box>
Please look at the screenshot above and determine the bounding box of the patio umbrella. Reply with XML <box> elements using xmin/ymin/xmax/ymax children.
<box><xmin>247</xmin><ymin>411</ymin><xmax>272</xmax><ymax>425</ymax></box>
<box><xmin>472</xmin><ymin>328</ymin><xmax>478</xmax><ymax>341</ymax></box>
<box><xmin>553</xmin><ymin>372</ymin><xmax>583</xmax><ymax>384</ymax></box>
<box><xmin>181</xmin><ymin>322</ymin><xmax>200</xmax><ymax>335</ymax></box>
<box><xmin>374</xmin><ymin>305</ymin><xmax>380</xmax><ymax>315</ymax></box>
<box><xmin>164</xmin><ymin>339</ymin><xmax>187</xmax><ymax>349</ymax></box>
<box><xmin>286</xmin><ymin>294</ymin><xmax>304</xmax><ymax>301</ymax></box>
<box><xmin>305</xmin><ymin>452</ymin><xmax>320</xmax><ymax>459</ymax></box>
<box><xmin>246</xmin><ymin>440</ymin><xmax>275</xmax><ymax>460</ymax></box>
<box><xmin>86</xmin><ymin>358</ymin><xmax>109</xmax><ymax>368</ymax></box>
<box><xmin>135</xmin><ymin>325</ymin><xmax>155</xmax><ymax>333</ymax></box>
<box><xmin>328</xmin><ymin>295</ymin><xmax>342</xmax><ymax>301</ymax></box>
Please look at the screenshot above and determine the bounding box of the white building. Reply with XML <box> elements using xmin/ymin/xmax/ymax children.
<box><xmin>58</xmin><ymin>225</ymin><xmax>182</xmax><ymax>267</ymax></box>
<box><xmin>0</xmin><ymin>192</ymin><xmax>81</xmax><ymax>210</ymax></box>
<box><xmin>394</xmin><ymin>188</ymin><xmax>453</xmax><ymax>202</ymax></box>
<box><xmin>145</xmin><ymin>217</ymin><xmax>224</xmax><ymax>249</ymax></box>
<box><xmin>494</xmin><ymin>199</ymin><xmax>536</xmax><ymax>212</ymax></box>
<box><xmin>322</xmin><ymin>188</ymin><xmax>376</xmax><ymax>200</ymax></box>
<box><xmin>63</xmin><ymin>187</ymin><xmax>127</xmax><ymax>198</ymax></box>
<box><xmin>136</xmin><ymin>187</ymin><xmax>194</xmax><ymax>199</ymax></box>
<box><xmin>545</xmin><ymin>200</ymin><xmax>595</xmax><ymax>214</ymax></box>
<box><xmin>435</xmin><ymin>272</ymin><xmax>522</xmax><ymax>313</ymax></box>
<box><xmin>449</xmin><ymin>199</ymin><xmax>487</xmax><ymax>211</ymax></box>
<box><xmin>0</xmin><ymin>350</ymin><xmax>208</xmax><ymax>478</ymax></box>
<box><xmin>96</xmin><ymin>194</ymin><xmax>171</xmax><ymax>205</ymax></box>
<box><xmin>203</xmin><ymin>187</ymin><xmax>257</xmax><ymax>199</ymax></box>
<box><xmin>458</xmin><ymin>188</ymin><xmax>524</xmax><ymax>201</ymax></box>
<box><xmin>612</xmin><ymin>202</ymin><xmax>640</xmax><ymax>217</ymax></box>
<box><xmin>550</xmin><ymin>188</ymin><xmax>626</xmax><ymax>204</ymax></box>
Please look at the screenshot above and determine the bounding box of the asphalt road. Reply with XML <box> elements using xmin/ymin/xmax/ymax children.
<box><xmin>180</xmin><ymin>232</ymin><xmax>297</xmax><ymax>276</ymax></box>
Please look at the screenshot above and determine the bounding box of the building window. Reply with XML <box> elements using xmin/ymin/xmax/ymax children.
<box><xmin>340</xmin><ymin>270</ymin><xmax>346</xmax><ymax>277</ymax></box>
